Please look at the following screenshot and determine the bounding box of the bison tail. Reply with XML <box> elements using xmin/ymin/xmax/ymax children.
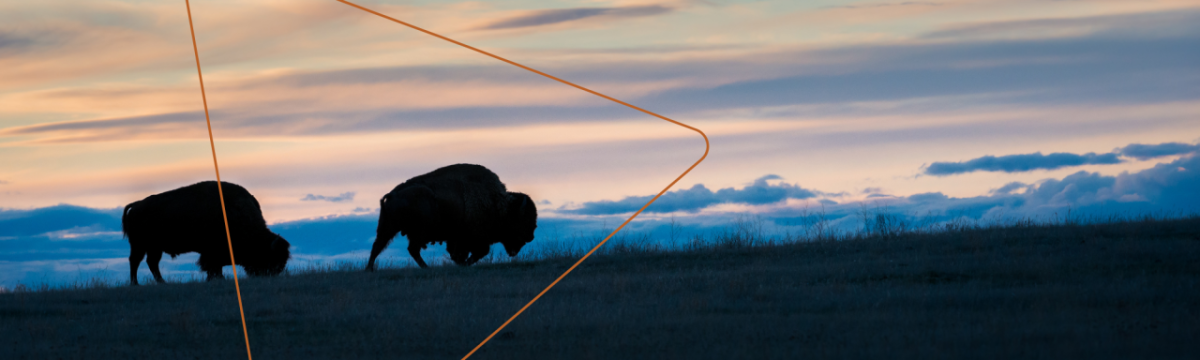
<box><xmin>121</xmin><ymin>202</ymin><xmax>137</xmax><ymax>239</ymax></box>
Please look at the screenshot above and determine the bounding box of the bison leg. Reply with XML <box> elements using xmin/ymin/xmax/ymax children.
<box><xmin>366</xmin><ymin>236</ymin><xmax>394</xmax><ymax>272</ymax></box>
<box><xmin>146</xmin><ymin>251</ymin><xmax>166</xmax><ymax>284</ymax></box>
<box><xmin>198</xmin><ymin>256</ymin><xmax>224</xmax><ymax>281</ymax></box>
<box><xmin>203</xmin><ymin>267</ymin><xmax>223</xmax><ymax>281</ymax></box>
<box><xmin>465</xmin><ymin>244</ymin><xmax>491</xmax><ymax>266</ymax></box>
<box><xmin>449</xmin><ymin>250</ymin><xmax>469</xmax><ymax>266</ymax></box>
<box><xmin>407</xmin><ymin>241</ymin><xmax>429</xmax><ymax>269</ymax></box>
<box><xmin>447</xmin><ymin>241</ymin><xmax>469</xmax><ymax>266</ymax></box>
<box><xmin>128</xmin><ymin>246</ymin><xmax>146</xmax><ymax>286</ymax></box>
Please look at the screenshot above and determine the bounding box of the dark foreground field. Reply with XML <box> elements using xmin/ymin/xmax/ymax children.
<box><xmin>3</xmin><ymin>217</ymin><xmax>1200</xmax><ymax>359</ymax></box>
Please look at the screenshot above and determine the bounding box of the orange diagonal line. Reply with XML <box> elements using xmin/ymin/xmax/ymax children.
<box><xmin>186</xmin><ymin>1</ymin><xmax>254</xmax><ymax>359</ymax></box>
<box><xmin>334</xmin><ymin>1</ymin><xmax>710</xmax><ymax>359</ymax></box>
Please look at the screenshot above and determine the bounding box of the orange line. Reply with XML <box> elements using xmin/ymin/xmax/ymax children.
<box><xmin>186</xmin><ymin>1</ymin><xmax>253</xmax><ymax>359</ymax></box>
<box><xmin>334</xmin><ymin>2</ymin><xmax>710</xmax><ymax>359</ymax></box>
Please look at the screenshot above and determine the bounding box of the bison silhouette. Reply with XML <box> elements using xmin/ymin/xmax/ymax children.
<box><xmin>367</xmin><ymin>163</ymin><xmax>537</xmax><ymax>270</ymax></box>
<box><xmin>123</xmin><ymin>181</ymin><xmax>290</xmax><ymax>285</ymax></box>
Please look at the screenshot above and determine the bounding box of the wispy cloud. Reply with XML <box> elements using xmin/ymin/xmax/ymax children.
<box><xmin>478</xmin><ymin>5</ymin><xmax>673</xmax><ymax>30</ymax></box>
<box><xmin>0</xmin><ymin>112</ymin><xmax>202</xmax><ymax>135</ymax></box>
<box><xmin>1119</xmin><ymin>142</ymin><xmax>1200</xmax><ymax>161</ymax></box>
<box><xmin>924</xmin><ymin>141</ymin><xmax>1200</xmax><ymax>176</ymax></box>
<box><xmin>922</xmin><ymin>8</ymin><xmax>1200</xmax><ymax>41</ymax></box>
<box><xmin>4</xmin><ymin>7</ymin><xmax>1199</xmax><ymax>144</ymax></box>
<box><xmin>925</xmin><ymin>152</ymin><xmax>1122</xmax><ymax>176</ymax></box>
<box><xmin>823</xmin><ymin>2</ymin><xmax>940</xmax><ymax>10</ymax></box>
<box><xmin>7</xmin><ymin>38</ymin><xmax>1197</xmax><ymax>144</ymax></box>
<box><xmin>0</xmin><ymin>30</ymin><xmax>41</xmax><ymax>54</ymax></box>
<box><xmin>562</xmin><ymin>175</ymin><xmax>819</xmax><ymax>215</ymax></box>
<box><xmin>300</xmin><ymin>192</ymin><xmax>355</xmax><ymax>203</ymax></box>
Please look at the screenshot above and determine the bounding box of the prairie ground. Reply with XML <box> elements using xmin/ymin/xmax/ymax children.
<box><xmin>2</xmin><ymin>216</ymin><xmax>1199</xmax><ymax>359</ymax></box>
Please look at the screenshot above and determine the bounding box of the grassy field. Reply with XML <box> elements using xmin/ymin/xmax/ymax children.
<box><xmin>2</xmin><ymin>215</ymin><xmax>1199</xmax><ymax>359</ymax></box>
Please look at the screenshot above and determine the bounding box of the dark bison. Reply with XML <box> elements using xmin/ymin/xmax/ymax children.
<box><xmin>123</xmin><ymin>181</ymin><xmax>290</xmax><ymax>285</ymax></box>
<box><xmin>367</xmin><ymin>163</ymin><xmax>537</xmax><ymax>270</ymax></box>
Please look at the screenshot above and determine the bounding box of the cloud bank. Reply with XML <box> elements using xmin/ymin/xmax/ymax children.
<box><xmin>5</xmin><ymin>150</ymin><xmax>1200</xmax><ymax>287</ymax></box>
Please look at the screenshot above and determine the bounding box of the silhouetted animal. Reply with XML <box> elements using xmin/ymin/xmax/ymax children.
<box><xmin>367</xmin><ymin>164</ymin><xmax>538</xmax><ymax>270</ymax></box>
<box><xmin>123</xmin><ymin>181</ymin><xmax>290</xmax><ymax>285</ymax></box>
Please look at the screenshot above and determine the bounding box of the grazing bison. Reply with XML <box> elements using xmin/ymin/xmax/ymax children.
<box><xmin>123</xmin><ymin>181</ymin><xmax>290</xmax><ymax>285</ymax></box>
<box><xmin>367</xmin><ymin>163</ymin><xmax>538</xmax><ymax>270</ymax></box>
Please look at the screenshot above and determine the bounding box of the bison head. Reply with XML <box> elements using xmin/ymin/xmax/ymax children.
<box><xmin>244</xmin><ymin>233</ymin><xmax>290</xmax><ymax>276</ymax></box>
<box><xmin>501</xmin><ymin>192</ymin><xmax>538</xmax><ymax>257</ymax></box>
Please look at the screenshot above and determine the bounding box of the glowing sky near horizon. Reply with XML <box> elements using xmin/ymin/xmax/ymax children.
<box><xmin>2</xmin><ymin>0</ymin><xmax>1199</xmax><ymax>222</ymax></box>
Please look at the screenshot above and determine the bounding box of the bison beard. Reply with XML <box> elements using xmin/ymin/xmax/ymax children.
<box><xmin>122</xmin><ymin>181</ymin><xmax>290</xmax><ymax>285</ymax></box>
<box><xmin>367</xmin><ymin>163</ymin><xmax>537</xmax><ymax>270</ymax></box>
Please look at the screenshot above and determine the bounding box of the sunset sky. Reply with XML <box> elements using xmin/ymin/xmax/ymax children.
<box><xmin>2</xmin><ymin>0</ymin><xmax>1199</xmax><ymax>286</ymax></box>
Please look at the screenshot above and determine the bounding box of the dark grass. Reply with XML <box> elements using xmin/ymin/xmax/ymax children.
<box><xmin>2</xmin><ymin>214</ymin><xmax>1199</xmax><ymax>359</ymax></box>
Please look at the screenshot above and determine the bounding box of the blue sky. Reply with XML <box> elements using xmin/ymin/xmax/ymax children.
<box><xmin>1</xmin><ymin>0</ymin><xmax>1199</xmax><ymax>287</ymax></box>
